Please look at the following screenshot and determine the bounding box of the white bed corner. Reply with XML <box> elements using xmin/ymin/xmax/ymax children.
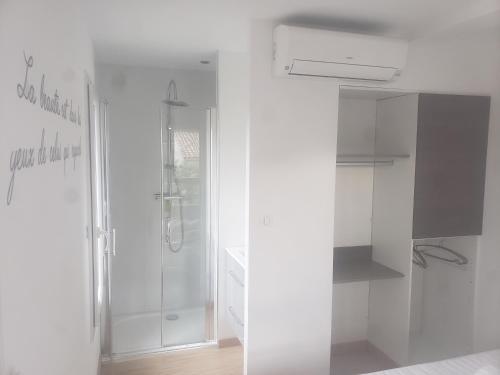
<box><xmin>365</xmin><ymin>350</ymin><xmax>500</xmax><ymax>375</ymax></box>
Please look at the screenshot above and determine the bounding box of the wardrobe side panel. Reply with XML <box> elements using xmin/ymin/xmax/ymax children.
<box><xmin>368</xmin><ymin>94</ymin><xmax>419</xmax><ymax>365</ymax></box>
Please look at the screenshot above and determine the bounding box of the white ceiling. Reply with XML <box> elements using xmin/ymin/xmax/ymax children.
<box><xmin>83</xmin><ymin>0</ymin><xmax>500</xmax><ymax>70</ymax></box>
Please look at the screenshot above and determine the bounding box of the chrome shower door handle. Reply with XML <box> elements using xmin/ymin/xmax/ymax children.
<box><xmin>98</xmin><ymin>227</ymin><xmax>110</xmax><ymax>254</ymax></box>
<box><xmin>166</xmin><ymin>220</ymin><xmax>172</xmax><ymax>244</ymax></box>
<box><xmin>99</xmin><ymin>227</ymin><xmax>117</xmax><ymax>256</ymax></box>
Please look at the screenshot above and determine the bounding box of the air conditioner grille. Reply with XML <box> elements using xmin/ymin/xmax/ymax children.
<box><xmin>289</xmin><ymin>59</ymin><xmax>398</xmax><ymax>81</ymax></box>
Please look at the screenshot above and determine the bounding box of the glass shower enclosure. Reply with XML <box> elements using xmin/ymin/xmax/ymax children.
<box><xmin>158</xmin><ymin>100</ymin><xmax>217</xmax><ymax>349</ymax></box>
<box><xmin>105</xmin><ymin>98</ymin><xmax>217</xmax><ymax>355</ymax></box>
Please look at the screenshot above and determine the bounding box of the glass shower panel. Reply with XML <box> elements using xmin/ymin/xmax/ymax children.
<box><xmin>161</xmin><ymin>106</ymin><xmax>215</xmax><ymax>347</ymax></box>
<box><xmin>109</xmin><ymin>100</ymin><xmax>163</xmax><ymax>355</ymax></box>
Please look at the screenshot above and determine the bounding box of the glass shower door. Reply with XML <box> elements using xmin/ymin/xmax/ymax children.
<box><xmin>160</xmin><ymin>106</ymin><xmax>216</xmax><ymax>348</ymax></box>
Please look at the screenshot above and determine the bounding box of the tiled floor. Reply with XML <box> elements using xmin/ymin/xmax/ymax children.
<box><xmin>331</xmin><ymin>341</ymin><xmax>398</xmax><ymax>375</ymax></box>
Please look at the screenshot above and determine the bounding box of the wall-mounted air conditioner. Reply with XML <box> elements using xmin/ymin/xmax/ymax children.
<box><xmin>273</xmin><ymin>25</ymin><xmax>408</xmax><ymax>81</ymax></box>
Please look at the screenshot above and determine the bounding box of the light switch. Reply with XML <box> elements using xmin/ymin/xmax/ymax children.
<box><xmin>263</xmin><ymin>215</ymin><xmax>271</xmax><ymax>226</ymax></box>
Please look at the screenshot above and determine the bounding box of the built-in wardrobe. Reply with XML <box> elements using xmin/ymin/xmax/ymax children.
<box><xmin>331</xmin><ymin>87</ymin><xmax>490</xmax><ymax>374</ymax></box>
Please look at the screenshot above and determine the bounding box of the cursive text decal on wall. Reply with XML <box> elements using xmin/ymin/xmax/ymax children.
<box><xmin>6</xmin><ymin>52</ymin><xmax>84</xmax><ymax>206</ymax></box>
<box><xmin>17</xmin><ymin>52</ymin><xmax>82</xmax><ymax>125</ymax></box>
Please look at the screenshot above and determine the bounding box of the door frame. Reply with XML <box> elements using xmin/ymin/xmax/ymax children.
<box><xmin>84</xmin><ymin>73</ymin><xmax>114</xmax><ymax>354</ymax></box>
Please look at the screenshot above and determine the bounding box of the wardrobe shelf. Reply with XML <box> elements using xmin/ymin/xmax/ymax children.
<box><xmin>333</xmin><ymin>259</ymin><xmax>405</xmax><ymax>284</ymax></box>
<box><xmin>337</xmin><ymin>154</ymin><xmax>410</xmax><ymax>159</ymax></box>
<box><xmin>336</xmin><ymin>154</ymin><xmax>410</xmax><ymax>166</ymax></box>
<box><xmin>333</xmin><ymin>246</ymin><xmax>404</xmax><ymax>284</ymax></box>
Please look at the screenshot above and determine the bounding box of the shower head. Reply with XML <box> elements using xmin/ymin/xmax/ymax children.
<box><xmin>163</xmin><ymin>80</ymin><xmax>189</xmax><ymax>107</ymax></box>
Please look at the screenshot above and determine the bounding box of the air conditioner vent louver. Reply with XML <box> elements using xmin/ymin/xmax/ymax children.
<box><xmin>273</xmin><ymin>25</ymin><xmax>408</xmax><ymax>81</ymax></box>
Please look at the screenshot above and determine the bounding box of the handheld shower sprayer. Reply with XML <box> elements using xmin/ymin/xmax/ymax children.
<box><xmin>162</xmin><ymin>80</ymin><xmax>188</xmax><ymax>253</ymax></box>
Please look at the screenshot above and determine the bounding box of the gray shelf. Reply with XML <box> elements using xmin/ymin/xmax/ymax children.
<box><xmin>333</xmin><ymin>246</ymin><xmax>404</xmax><ymax>284</ymax></box>
<box><xmin>337</xmin><ymin>154</ymin><xmax>411</xmax><ymax>160</ymax></box>
<box><xmin>336</xmin><ymin>154</ymin><xmax>410</xmax><ymax>167</ymax></box>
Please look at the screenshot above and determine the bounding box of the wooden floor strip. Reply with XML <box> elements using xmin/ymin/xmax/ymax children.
<box><xmin>102</xmin><ymin>345</ymin><xmax>243</xmax><ymax>375</ymax></box>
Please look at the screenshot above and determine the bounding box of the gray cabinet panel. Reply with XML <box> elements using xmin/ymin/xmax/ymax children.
<box><xmin>413</xmin><ymin>94</ymin><xmax>490</xmax><ymax>239</ymax></box>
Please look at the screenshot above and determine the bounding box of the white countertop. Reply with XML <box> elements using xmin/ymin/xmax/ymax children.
<box><xmin>226</xmin><ymin>246</ymin><xmax>247</xmax><ymax>269</ymax></box>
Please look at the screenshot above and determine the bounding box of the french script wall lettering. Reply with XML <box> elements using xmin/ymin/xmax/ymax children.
<box><xmin>71</xmin><ymin>139</ymin><xmax>82</xmax><ymax>170</ymax></box>
<box><xmin>17</xmin><ymin>53</ymin><xmax>37</xmax><ymax>104</ymax></box>
<box><xmin>6</xmin><ymin>52</ymin><xmax>85</xmax><ymax>206</ymax></box>
<box><xmin>6</xmin><ymin>129</ymin><xmax>83</xmax><ymax>205</ymax></box>
<box><xmin>6</xmin><ymin>129</ymin><xmax>82</xmax><ymax>205</ymax></box>
<box><xmin>16</xmin><ymin>52</ymin><xmax>82</xmax><ymax>126</ymax></box>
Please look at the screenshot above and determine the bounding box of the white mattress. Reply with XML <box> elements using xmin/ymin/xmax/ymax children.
<box><xmin>366</xmin><ymin>350</ymin><xmax>500</xmax><ymax>375</ymax></box>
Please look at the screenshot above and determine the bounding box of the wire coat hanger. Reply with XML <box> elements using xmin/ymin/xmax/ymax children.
<box><xmin>413</xmin><ymin>244</ymin><xmax>468</xmax><ymax>267</ymax></box>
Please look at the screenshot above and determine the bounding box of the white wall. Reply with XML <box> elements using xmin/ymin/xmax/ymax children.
<box><xmin>334</xmin><ymin>98</ymin><xmax>376</xmax><ymax>248</ymax></box>
<box><xmin>0</xmin><ymin>0</ymin><xmax>99</xmax><ymax>374</ymax></box>
<box><xmin>474</xmin><ymin>44</ymin><xmax>500</xmax><ymax>352</ymax></box>
<box><xmin>96</xmin><ymin>64</ymin><xmax>216</xmax><ymax>321</ymax></box>
<box><xmin>333</xmin><ymin>168</ymin><xmax>373</xmax><ymax>248</ymax></box>
<box><xmin>332</xmin><ymin>282</ymin><xmax>369</xmax><ymax>345</ymax></box>
<box><xmin>336</xmin><ymin>98</ymin><xmax>376</xmax><ymax>157</ymax></box>
<box><xmin>247</xmin><ymin>20</ymin><xmax>338</xmax><ymax>375</ymax></box>
<box><xmin>216</xmin><ymin>51</ymin><xmax>250</xmax><ymax>341</ymax></box>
